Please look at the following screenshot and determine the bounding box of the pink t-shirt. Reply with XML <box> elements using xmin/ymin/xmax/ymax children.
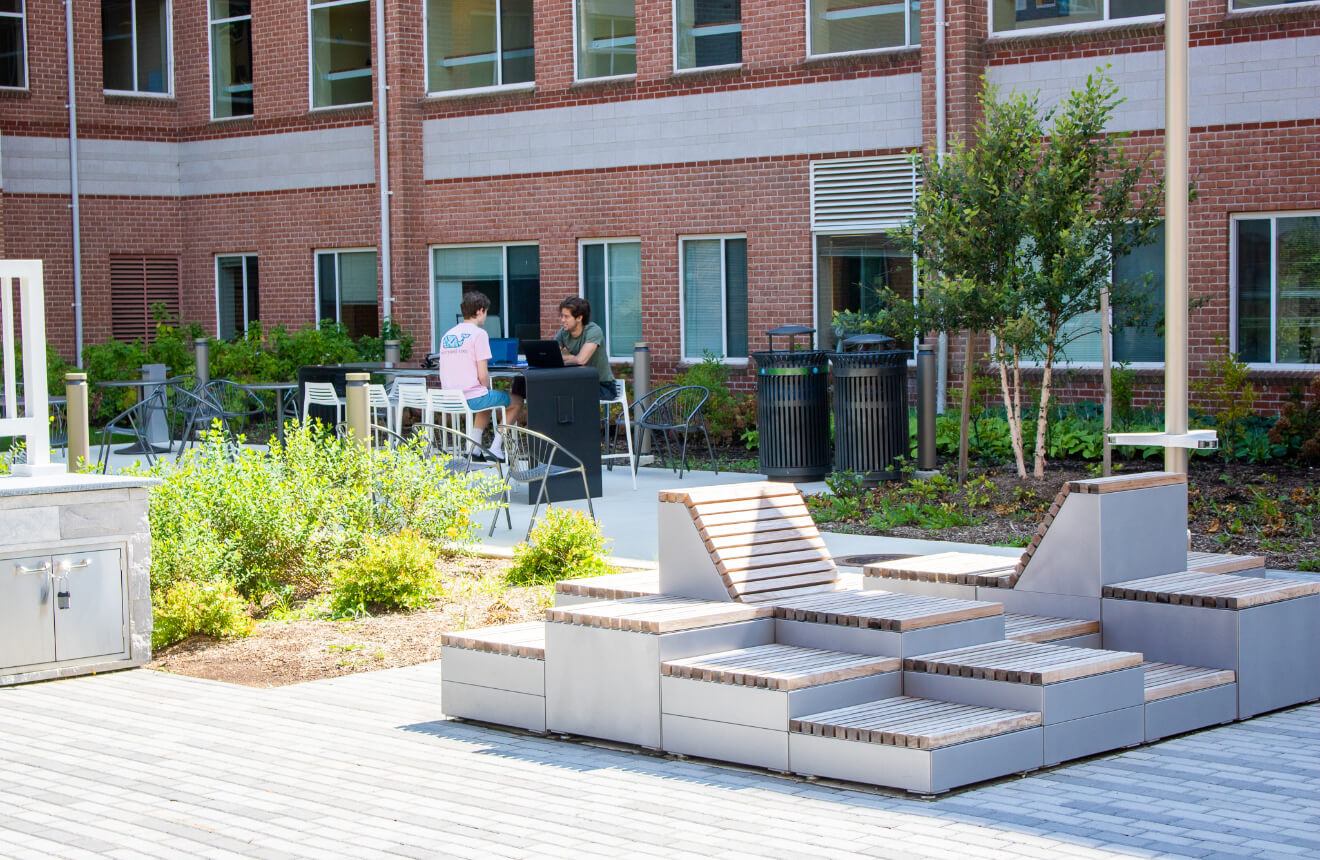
<box><xmin>437</xmin><ymin>322</ymin><xmax>490</xmax><ymax>399</ymax></box>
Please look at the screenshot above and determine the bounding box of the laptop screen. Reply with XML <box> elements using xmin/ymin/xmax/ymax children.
<box><xmin>489</xmin><ymin>338</ymin><xmax>518</xmax><ymax>364</ymax></box>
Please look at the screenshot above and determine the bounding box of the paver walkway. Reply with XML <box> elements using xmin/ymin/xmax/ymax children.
<box><xmin>1</xmin><ymin>666</ymin><xmax>1317</xmax><ymax>859</ymax></box>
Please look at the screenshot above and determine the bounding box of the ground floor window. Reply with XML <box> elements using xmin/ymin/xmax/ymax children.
<box><xmin>1236</xmin><ymin>213</ymin><xmax>1320</xmax><ymax>366</ymax></box>
<box><xmin>110</xmin><ymin>255</ymin><xmax>181</xmax><ymax>343</ymax></box>
<box><xmin>681</xmin><ymin>235</ymin><xmax>747</xmax><ymax>360</ymax></box>
<box><xmin>216</xmin><ymin>254</ymin><xmax>259</xmax><ymax>340</ymax></box>
<box><xmin>0</xmin><ymin>0</ymin><xmax>27</xmax><ymax>89</ymax></box>
<box><xmin>580</xmin><ymin>240</ymin><xmax>641</xmax><ymax>360</ymax></box>
<box><xmin>316</xmin><ymin>249</ymin><xmax>378</xmax><ymax>340</ymax></box>
<box><xmin>431</xmin><ymin>244</ymin><xmax>540</xmax><ymax>347</ymax></box>
<box><xmin>816</xmin><ymin>233</ymin><xmax>914</xmax><ymax>351</ymax></box>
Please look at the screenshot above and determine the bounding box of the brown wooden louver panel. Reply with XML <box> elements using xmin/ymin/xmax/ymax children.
<box><xmin>110</xmin><ymin>256</ymin><xmax>181</xmax><ymax>344</ymax></box>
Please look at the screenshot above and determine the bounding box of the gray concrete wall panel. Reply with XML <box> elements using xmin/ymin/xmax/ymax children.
<box><xmin>441</xmin><ymin>680</ymin><xmax>546</xmax><ymax>733</ymax></box>
<box><xmin>657</xmin><ymin>501</ymin><xmax>729</xmax><ymax>602</ymax></box>
<box><xmin>438</xmin><ymin>646</ymin><xmax>544</xmax><ymax>696</ymax></box>
<box><xmin>1237</xmin><ymin>595</ymin><xmax>1320</xmax><ymax>718</ymax></box>
<box><xmin>1101</xmin><ymin>600</ymin><xmax>1238</xmax><ymax>669</ymax></box>
<box><xmin>987</xmin><ymin>589</ymin><xmax>1100</xmax><ymax>621</ymax></box>
<box><xmin>1043</xmin><ymin>705</ymin><xmax>1144</xmax><ymax>766</ymax></box>
<box><xmin>662</xmin><ymin>713</ymin><xmax>787</xmax><ymax>771</ymax></box>
<box><xmin>1144</xmin><ymin>684</ymin><xmax>1237</xmax><ymax>742</ymax></box>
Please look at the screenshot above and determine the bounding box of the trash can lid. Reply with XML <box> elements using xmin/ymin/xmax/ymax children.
<box><xmin>766</xmin><ymin>324</ymin><xmax>815</xmax><ymax>336</ymax></box>
<box><xmin>841</xmin><ymin>334</ymin><xmax>897</xmax><ymax>350</ymax></box>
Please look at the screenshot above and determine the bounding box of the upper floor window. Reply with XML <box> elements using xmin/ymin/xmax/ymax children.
<box><xmin>581</xmin><ymin>240</ymin><xmax>642</xmax><ymax>360</ymax></box>
<box><xmin>209</xmin><ymin>1</ymin><xmax>253</xmax><ymax>118</ymax></box>
<box><xmin>1235</xmin><ymin>214</ymin><xmax>1320</xmax><ymax>366</ymax></box>
<box><xmin>309</xmin><ymin>0</ymin><xmax>371</xmax><ymax>108</ymax></box>
<box><xmin>0</xmin><ymin>0</ymin><xmax>27</xmax><ymax>90</ymax></box>
<box><xmin>576</xmin><ymin>0</ymin><xmax>635</xmax><ymax>80</ymax></box>
<box><xmin>102</xmin><ymin>0</ymin><xmax>171</xmax><ymax>95</ymax></box>
<box><xmin>992</xmin><ymin>0</ymin><xmax>1163</xmax><ymax>34</ymax></box>
<box><xmin>675</xmin><ymin>0</ymin><xmax>741</xmax><ymax>70</ymax></box>
<box><xmin>427</xmin><ymin>0</ymin><xmax>534</xmax><ymax>94</ymax></box>
<box><xmin>681</xmin><ymin>235</ymin><xmax>747</xmax><ymax>360</ymax></box>
<box><xmin>809</xmin><ymin>0</ymin><xmax>919</xmax><ymax>57</ymax></box>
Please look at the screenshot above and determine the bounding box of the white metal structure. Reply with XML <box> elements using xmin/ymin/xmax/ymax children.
<box><xmin>430</xmin><ymin>388</ymin><xmax>505</xmax><ymax>441</ymax></box>
<box><xmin>301</xmin><ymin>382</ymin><xmax>344</xmax><ymax>425</ymax></box>
<box><xmin>0</xmin><ymin>260</ymin><xmax>59</xmax><ymax>475</ymax></box>
<box><xmin>601</xmin><ymin>378</ymin><xmax>637</xmax><ymax>489</ymax></box>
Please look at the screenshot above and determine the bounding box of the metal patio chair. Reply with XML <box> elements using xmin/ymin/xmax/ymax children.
<box><xmin>491</xmin><ymin>425</ymin><xmax>593</xmax><ymax>539</ymax></box>
<box><xmin>635</xmin><ymin>384</ymin><xmax>717</xmax><ymax>478</ymax></box>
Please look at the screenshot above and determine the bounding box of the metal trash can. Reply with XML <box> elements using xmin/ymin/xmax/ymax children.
<box><xmin>752</xmin><ymin>325</ymin><xmax>830</xmax><ymax>481</ymax></box>
<box><xmin>831</xmin><ymin>334</ymin><xmax>910</xmax><ymax>483</ymax></box>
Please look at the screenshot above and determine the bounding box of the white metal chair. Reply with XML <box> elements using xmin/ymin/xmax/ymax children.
<box><xmin>601</xmin><ymin>378</ymin><xmax>637</xmax><ymax>489</ymax></box>
<box><xmin>431</xmin><ymin>388</ymin><xmax>505</xmax><ymax>441</ymax></box>
<box><xmin>368</xmin><ymin>383</ymin><xmax>396</xmax><ymax>433</ymax></box>
<box><xmin>302</xmin><ymin>382</ymin><xmax>344</xmax><ymax>426</ymax></box>
<box><xmin>393</xmin><ymin>379</ymin><xmax>432</xmax><ymax>433</ymax></box>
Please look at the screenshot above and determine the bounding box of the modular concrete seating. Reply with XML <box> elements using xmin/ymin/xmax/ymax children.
<box><xmin>553</xmin><ymin>569</ymin><xmax>662</xmax><ymax>606</ymax></box>
<box><xmin>1003</xmin><ymin>614</ymin><xmax>1100</xmax><ymax>648</ymax></box>
<box><xmin>1142</xmin><ymin>661</ymin><xmax>1237</xmax><ymax>742</ymax></box>
<box><xmin>440</xmin><ymin>622</ymin><xmax>547</xmax><ymax>732</ymax></box>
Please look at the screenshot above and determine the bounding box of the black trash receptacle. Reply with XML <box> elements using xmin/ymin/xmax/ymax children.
<box><xmin>752</xmin><ymin>325</ymin><xmax>830</xmax><ymax>481</ymax></box>
<box><xmin>831</xmin><ymin>334</ymin><xmax>909</xmax><ymax>483</ymax></box>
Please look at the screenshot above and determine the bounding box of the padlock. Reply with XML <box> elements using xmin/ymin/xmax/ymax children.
<box><xmin>57</xmin><ymin>590</ymin><xmax>71</xmax><ymax>610</ymax></box>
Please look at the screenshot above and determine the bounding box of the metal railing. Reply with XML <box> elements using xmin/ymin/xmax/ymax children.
<box><xmin>1</xmin><ymin>260</ymin><xmax>59</xmax><ymax>475</ymax></box>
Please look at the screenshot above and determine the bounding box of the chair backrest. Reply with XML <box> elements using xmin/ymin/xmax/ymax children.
<box><xmin>431</xmin><ymin>388</ymin><xmax>472</xmax><ymax>413</ymax></box>
<box><xmin>642</xmin><ymin>385</ymin><xmax>708</xmax><ymax>427</ymax></box>
<box><xmin>497</xmin><ymin>424</ymin><xmax>583</xmax><ymax>484</ymax></box>
<box><xmin>394</xmin><ymin>382</ymin><xmax>431</xmax><ymax>409</ymax></box>
<box><xmin>413</xmin><ymin>422</ymin><xmax>493</xmax><ymax>474</ymax></box>
<box><xmin>304</xmin><ymin>382</ymin><xmax>340</xmax><ymax>404</ymax></box>
<box><xmin>367</xmin><ymin>384</ymin><xmax>391</xmax><ymax>409</ymax></box>
<box><xmin>609</xmin><ymin>378</ymin><xmax>628</xmax><ymax>404</ymax></box>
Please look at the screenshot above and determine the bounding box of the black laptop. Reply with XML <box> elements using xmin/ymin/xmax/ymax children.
<box><xmin>520</xmin><ymin>339</ymin><xmax>565</xmax><ymax>369</ymax></box>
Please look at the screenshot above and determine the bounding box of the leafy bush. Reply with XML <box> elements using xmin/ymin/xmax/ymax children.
<box><xmin>151</xmin><ymin>578</ymin><xmax>253</xmax><ymax>650</ymax></box>
<box><xmin>507</xmin><ymin>508</ymin><xmax>613</xmax><ymax>586</ymax></box>
<box><xmin>672</xmin><ymin>352</ymin><xmax>756</xmax><ymax>446</ymax></box>
<box><xmin>1270</xmin><ymin>377</ymin><xmax>1320</xmax><ymax>462</ymax></box>
<box><xmin>329</xmin><ymin>530</ymin><xmax>441</xmax><ymax>616</ymax></box>
<box><xmin>1193</xmin><ymin>347</ymin><xmax>1259</xmax><ymax>461</ymax></box>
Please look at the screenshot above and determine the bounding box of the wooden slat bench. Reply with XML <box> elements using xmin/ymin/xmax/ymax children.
<box><xmin>1142</xmin><ymin>661</ymin><xmax>1238</xmax><ymax>742</ymax></box>
<box><xmin>1102</xmin><ymin>571</ymin><xmax>1320</xmax><ymax>610</ymax></box>
<box><xmin>1186</xmin><ymin>551</ymin><xmax>1266</xmax><ymax>575</ymax></box>
<box><xmin>1003</xmin><ymin>614</ymin><xmax>1100</xmax><ymax>645</ymax></box>
<box><xmin>663</xmin><ymin>644</ymin><xmax>900</xmax><ymax>691</ymax></box>
<box><xmin>554</xmin><ymin>569</ymin><xmax>661</xmax><ymax>605</ymax></box>
<box><xmin>904</xmin><ymin>640</ymin><xmax>1142</xmax><ymax>686</ymax></box>
<box><xmin>546</xmin><ymin>596</ymin><xmax>772</xmax><ymax>633</ymax></box>
<box><xmin>441</xmin><ymin>622</ymin><xmax>548</xmax><ymax>732</ymax></box>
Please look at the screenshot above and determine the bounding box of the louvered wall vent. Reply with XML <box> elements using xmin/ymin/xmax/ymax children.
<box><xmin>110</xmin><ymin>256</ymin><xmax>181</xmax><ymax>344</ymax></box>
<box><xmin>810</xmin><ymin>155</ymin><xmax>919</xmax><ymax>233</ymax></box>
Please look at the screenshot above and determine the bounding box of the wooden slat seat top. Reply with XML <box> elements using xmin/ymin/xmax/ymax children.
<box><xmin>1103</xmin><ymin>571</ymin><xmax>1320</xmax><ymax>610</ymax></box>
<box><xmin>1142</xmin><ymin>661</ymin><xmax>1236</xmax><ymax>703</ymax></box>
<box><xmin>1065</xmin><ymin>472</ymin><xmax>1186</xmax><ymax>494</ymax></box>
<box><xmin>658</xmin><ymin>481</ymin><xmax>802</xmax><ymax>507</ymax></box>
<box><xmin>1185</xmin><ymin>551</ymin><xmax>1266</xmax><ymax>575</ymax></box>
<box><xmin>767</xmin><ymin>591</ymin><xmax>1002</xmax><ymax>632</ymax></box>
<box><xmin>1003</xmin><ymin>614</ymin><xmax>1100</xmax><ymax>644</ymax></box>
<box><xmin>790</xmin><ymin>696</ymin><xmax>1042</xmax><ymax>750</ymax></box>
<box><xmin>864</xmin><ymin>552</ymin><xmax>1020</xmax><ymax>588</ymax></box>
<box><xmin>904</xmin><ymin>640</ymin><xmax>1143</xmax><ymax>685</ymax></box>
<box><xmin>554</xmin><ymin>569</ymin><xmax>661</xmax><ymax>600</ymax></box>
<box><xmin>545</xmin><ymin>596</ymin><xmax>772</xmax><ymax>633</ymax></box>
<box><xmin>441</xmin><ymin>622</ymin><xmax>546</xmax><ymax>659</ymax></box>
<box><xmin>662</xmin><ymin>644</ymin><xmax>901</xmax><ymax>691</ymax></box>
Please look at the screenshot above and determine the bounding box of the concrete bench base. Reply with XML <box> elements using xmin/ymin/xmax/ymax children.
<box><xmin>1045</xmin><ymin>706</ymin><xmax>1144</xmax><ymax>766</ymax></box>
<box><xmin>1146</xmin><ymin>684</ymin><xmax>1238</xmax><ymax>742</ymax></box>
<box><xmin>440</xmin><ymin>646</ymin><xmax>546</xmax><ymax>733</ymax></box>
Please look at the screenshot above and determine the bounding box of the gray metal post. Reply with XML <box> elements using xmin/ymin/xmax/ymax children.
<box><xmin>141</xmin><ymin>363</ymin><xmax>168</xmax><ymax>446</ymax></box>
<box><xmin>194</xmin><ymin>338</ymin><xmax>210</xmax><ymax>386</ymax></box>
<box><xmin>65</xmin><ymin>373</ymin><xmax>90</xmax><ymax>473</ymax></box>
<box><xmin>384</xmin><ymin>339</ymin><xmax>401</xmax><ymax>366</ymax></box>
<box><xmin>633</xmin><ymin>342</ymin><xmax>652</xmax><ymax>455</ymax></box>
<box><xmin>345</xmin><ymin>372</ymin><xmax>370</xmax><ymax>445</ymax></box>
<box><xmin>917</xmin><ymin>344</ymin><xmax>937</xmax><ymax>470</ymax></box>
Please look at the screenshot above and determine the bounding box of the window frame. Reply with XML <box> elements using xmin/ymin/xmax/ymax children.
<box><xmin>672</xmin><ymin>0</ymin><xmax>742</xmax><ymax>73</ymax></box>
<box><xmin>428</xmin><ymin>241</ymin><xmax>540</xmax><ymax>350</ymax></box>
<box><xmin>214</xmin><ymin>254</ymin><xmax>259</xmax><ymax>339</ymax></box>
<box><xmin>1228</xmin><ymin>0</ymin><xmax>1320</xmax><ymax>12</ymax></box>
<box><xmin>987</xmin><ymin>0</ymin><xmax>1163</xmax><ymax>39</ymax></box>
<box><xmin>314</xmin><ymin>247</ymin><xmax>378</xmax><ymax>330</ymax></box>
<box><xmin>573</xmin><ymin>0</ymin><xmax>638</xmax><ymax>83</ymax></box>
<box><xmin>678</xmin><ymin>233</ymin><xmax>748</xmax><ymax>364</ymax></box>
<box><xmin>207</xmin><ymin>1</ymin><xmax>253</xmax><ymax>121</ymax></box>
<box><xmin>307</xmin><ymin>0</ymin><xmax>373</xmax><ymax>111</ymax></box>
<box><xmin>1230</xmin><ymin>210</ymin><xmax>1320</xmax><ymax>370</ymax></box>
<box><xmin>812</xmin><ymin>230</ymin><xmax>921</xmax><ymax>356</ymax></box>
<box><xmin>578</xmin><ymin>238</ymin><xmax>643</xmax><ymax>362</ymax></box>
<box><xmin>0</xmin><ymin>0</ymin><xmax>28</xmax><ymax>91</ymax></box>
<box><xmin>423</xmin><ymin>0</ymin><xmax>536</xmax><ymax>97</ymax></box>
<box><xmin>102</xmin><ymin>0</ymin><xmax>175</xmax><ymax>98</ymax></box>
<box><xmin>805</xmin><ymin>0</ymin><xmax>919</xmax><ymax>60</ymax></box>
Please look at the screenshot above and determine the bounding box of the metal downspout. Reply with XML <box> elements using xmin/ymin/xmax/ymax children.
<box><xmin>375</xmin><ymin>0</ymin><xmax>393</xmax><ymax>327</ymax></box>
<box><xmin>65</xmin><ymin>0</ymin><xmax>83</xmax><ymax>361</ymax></box>
<box><xmin>934</xmin><ymin>0</ymin><xmax>948</xmax><ymax>412</ymax></box>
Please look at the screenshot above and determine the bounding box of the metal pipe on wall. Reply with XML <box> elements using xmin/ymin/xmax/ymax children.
<box><xmin>934</xmin><ymin>0</ymin><xmax>948</xmax><ymax>414</ymax></box>
<box><xmin>1164</xmin><ymin>0</ymin><xmax>1190</xmax><ymax>475</ymax></box>
<box><xmin>64</xmin><ymin>0</ymin><xmax>83</xmax><ymax>362</ymax></box>
<box><xmin>374</xmin><ymin>0</ymin><xmax>393</xmax><ymax>327</ymax></box>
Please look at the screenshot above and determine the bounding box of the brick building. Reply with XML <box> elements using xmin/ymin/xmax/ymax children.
<box><xmin>0</xmin><ymin>0</ymin><xmax>1317</xmax><ymax>408</ymax></box>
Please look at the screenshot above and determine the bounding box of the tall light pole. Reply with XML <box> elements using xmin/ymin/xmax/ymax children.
<box><xmin>1164</xmin><ymin>0</ymin><xmax>1190</xmax><ymax>475</ymax></box>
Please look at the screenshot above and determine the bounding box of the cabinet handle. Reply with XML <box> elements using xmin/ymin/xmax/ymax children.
<box><xmin>67</xmin><ymin>559</ymin><xmax>93</xmax><ymax>570</ymax></box>
<box><xmin>16</xmin><ymin>561</ymin><xmax>51</xmax><ymax>574</ymax></box>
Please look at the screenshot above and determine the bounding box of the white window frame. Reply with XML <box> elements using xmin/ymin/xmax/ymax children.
<box><xmin>423</xmin><ymin>0</ymin><xmax>536</xmax><ymax>97</ymax></box>
<box><xmin>428</xmin><ymin>241</ymin><xmax>539</xmax><ymax>350</ymax></box>
<box><xmin>678</xmin><ymin>233</ymin><xmax>748</xmax><ymax>364</ymax></box>
<box><xmin>578</xmin><ymin>238</ymin><xmax>642</xmax><ymax>362</ymax></box>
<box><xmin>207</xmin><ymin>1</ymin><xmax>253</xmax><ymax>121</ymax></box>
<box><xmin>1228</xmin><ymin>0</ymin><xmax>1320</xmax><ymax>12</ymax></box>
<box><xmin>572</xmin><ymin>0</ymin><xmax>638</xmax><ymax>82</ymax></box>
<box><xmin>672</xmin><ymin>0</ymin><xmax>742</xmax><ymax>73</ymax></box>
<box><xmin>806</xmin><ymin>0</ymin><xmax>919</xmax><ymax>60</ymax></box>
<box><xmin>812</xmin><ymin>231</ymin><xmax>920</xmax><ymax>358</ymax></box>
<box><xmin>307</xmin><ymin>0</ymin><xmax>373</xmax><ymax>111</ymax></box>
<box><xmin>314</xmin><ymin>247</ymin><xmax>377</xmax><ymax>328</ymax></box>
<box><xmin>102</xmin><ymin>0</ymin><xmax>175</xmax><ymax>98</ymax></box>
<box><xmin>0</xmin><ymin>0</ymin><xmax>28</xmax><ymax>91</ymax></box>
<box><xmin>1230</xmin><ymin>210</ymin><xmax>1320</xmax><ymax>370</ymax></box>
<box><xmin>214</xmin><ymin>254</ymin><xmax>258</xmax><ymax>339</ymax></box>
<box><xmin>988</xmin><ymin>0</ymin><xmax>1163</xmax><ymax>39</ymax></box>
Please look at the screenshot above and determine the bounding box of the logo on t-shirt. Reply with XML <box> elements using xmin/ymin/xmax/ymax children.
<box><xmin>441</xmin><ymin>332</ymin><xmax>471</xmax><ymax>350</ymax></box>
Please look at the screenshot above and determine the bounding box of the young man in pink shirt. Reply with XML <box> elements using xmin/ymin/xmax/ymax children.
<box><xmin>437</xmin><ymin>291</ymin><xmax>523</xmax><ymax>459</ymax></box>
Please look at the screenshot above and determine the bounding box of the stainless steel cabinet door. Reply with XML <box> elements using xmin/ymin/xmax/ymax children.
<box><xmin>52</xmin><ymin>549</ymin><xmax>126</xmax><ymax>662</ymax></box>
<box><xmin>0</xmin><ymin>556</ymin><xmax>57</xmax><ymax>670</ymax></box>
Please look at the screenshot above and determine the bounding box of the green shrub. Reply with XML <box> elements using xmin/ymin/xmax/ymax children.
<box><xmin>329</xmin><ymin>530</ymin><xmax>441</xmax><ymax>616</ymax></box>
<box><xmin>1270</xmin><ymin>377</ymin><xmax>1320</xmax><ymax>462</ymax></box>
<box><xmin>507</xmin><ymin>508</ymin><xmax>613</xmax><ymax>586</ymax></box>
<box><xmin>672</xmin><ymin>351</ymin><xmax>756</xmax><ymax>446</ymax></box>
<box><xmin>151</xmin><ymin>578</ymin><xmax>253</xmax><ymax>650</ymax></box>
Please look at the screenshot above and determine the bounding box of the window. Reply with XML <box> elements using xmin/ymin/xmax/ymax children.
<box><xmin>992</xmin><ymin>0</ymin><xmax>1163</xmax><ymax>34</ymax></box>
<box><xmin>426</xmin><ymin>0</ymin><xmax>534</xmax><ymax>93</ymax></box>
<box><xmin>309</xmin><ymin>0</ymin><xmax>371</xmax><ymax>108</ymax></box>
<box><xmin>431</xmin><ymin>244</ymin><xmax>541</xmax><ymax>347</ymax></box>
<box><xmin>216</xmin><ymin>255</ymin><xmax>259</xmax><ymax>340</ymax></box>
<box><xmin>316</xmin><ymin>249</ymin><xmax>378</xmax><ymax>340</ymax></box>
<box><xmin>110</xmin><ymin>256</ymin><xmax>180</xmax><ymax>344</ymax></box>
<box><xmin>581</xmin><ymin>240</ymin><xmax>641</xmax><ymax>359</ymax></box>
<box><xmin>0</xmin><ymin>0</ymin><xmax>26</xmax><ymax>90</ymax></box>
<box><xmin>681</xmin><ymin>236</ymin><xmax>747</xmax><ymax>360</ymax></box>
<box><xmin>816</xmin><ymin>234</ymin><xmax>915</xmax><ymax>351</ymax></box>
<box><xmin>1235</xmin><ymin>214</ymin><xmax>1320</xmax><ymax>366</ymax></box>
<box><xmin>102</xmin><ymin>0</ymin><xmax>171</xmax><ymax>94</ymax></box>
<box><xmin>209</xmin><ymin>1</ymin><xmax>252</xmax><ymax>118</ymax></box>
<box><xmin>576</xmin><ymin>0</ymin><xmax>635</xmax><ymax>79</ymax></box>
<box><xmin>809</xmin><ymin>0</ymin><xmax>919</xmax><ymax>57</ymax></box>
<box><xmin>1232</xmin><ymin>0</ymin><xmax>1316</xmax><ymax>9</ymax></box>
<box><xmin>675</xmin><ymin>0</ymin><xmax>740</xmax><ymax>70</ymax></box>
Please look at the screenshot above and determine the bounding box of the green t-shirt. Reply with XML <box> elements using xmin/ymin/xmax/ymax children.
<box><xmin>557</xmin><ymin>322</ymin><xmax>614</xmax><ymax>384</ymax></box>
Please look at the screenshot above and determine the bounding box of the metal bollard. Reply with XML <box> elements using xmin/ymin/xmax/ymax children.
<box><xmin>194</xmin><ymin>338</ymin><xmax>210</xmax><ymax>386</ymax></box>
<box><xmin>384</xmin><ymin>339</ymin><xmax>400</xmax><ymax>366</ymax></box>
<box><xmin>917</xmin><ymin>344</ymin><xmax>937</xmax><ymax>471</ymax></box>
<box><xmin>633</xmin><ymin>342</ymin><xmax>652</xmax><ymax>455</ymax></box>
<box><xmin>345</xmin><ymin>372</ymin><xmax>370</xmax><ymax>445</ymax></box>
<box><xmin>65</xmin><ymin>373</ymin><xmax>91</xmax><ymax>473</ymax></box>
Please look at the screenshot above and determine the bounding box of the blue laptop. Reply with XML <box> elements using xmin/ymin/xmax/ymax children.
<box><xmin>489</xmin><ymin>337</ymin><xmax>520</xmax><ymax>366</ymax></box>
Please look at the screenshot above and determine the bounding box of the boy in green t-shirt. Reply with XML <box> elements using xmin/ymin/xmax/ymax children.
<box><xmin>556</xmin><ymin>297</ymin><xmax>617</xmax><ymax>401</ymax></box>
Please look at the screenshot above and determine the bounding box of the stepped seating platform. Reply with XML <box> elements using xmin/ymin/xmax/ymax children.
<box><xmin>1003</xmin><ymin>613</ymin><xmax>1100</xmax><ymax>647</ymax></box>
<box><xmin>766</xmin><ymin>590</ymin><xmax>1004</xmax><ymax>657</ymax></box>
<box><xmin>1142</xmin><ymin>661</ymin><xmax>1237</xmax><ymax>741</ymax></box>
<box><xmin>440</xmin><ymin>622</ymin><xmax>547</xmax><ymax>732</ymax></box>
<box><xmin>1186</xmin><ymin>550</ymin><xmax>1266</xmax><ymax>575</ymax></box>
<box><xmin>554</xmin><ymin>569</ymin><xmax>661</xmax><ymax>605</ymax></box>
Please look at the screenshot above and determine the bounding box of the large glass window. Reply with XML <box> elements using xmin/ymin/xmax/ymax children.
<box><xmin>431</xmin><ymin>244</ymin><xmax>541</xmax><ymax>347</ymax></box>
<box><xmin>576</xmin><ymin>0</ymin><xmax>635</xmax><ymax>79</ymax></box>
<box><xmin>816</xmin><ymin>233</ymin><xmax>915</xmax><ymax>351</ymax></box>
<box><xmin>993</xmin><ymin>0</ymin><xmax>1162</xmax><ymax>34</ymax></box>
<box><xmin>310</xmin><ymin>0</ymin><xmax>371</xmax><ymax>108</ymax></box>
<box><xmin>427</xmin><ymin>0</ymin><xmax>533</xmax><ymax>93</ymax></box>
<box><xmin>1236</xmin><ymin>214</ymin><xmax>1320</xmax><ymax>366</ymax></box>
<box><xmin>216</xmin><ymin>255</ymin><xmax>259</xmax><ymax>340</ymax></box>
<box><xmin>682</xmin><ymin>236</ymin><xmax>747</xmax><ymax>360</ymax></box>
<box><xmin>1232</xmin><ymin>0</ymin><xmax>1314</xmax><ymax>8</ymax></box>
<box><xmin>581</xmin><ymin>241</ymin><xmax>642</xmax><ymax>360</ymax></box>
<box><xmin>809</xmin><ymin>0</ymin><xmax>919</xmax><ymax>57</ymax></box>
<box><xmin>675</xmin><ymin>0</ymin><xmax>741</xmax><ymax>70</ymax></box>
<box><xmin>102</xmin><ymin>0</ymin><xmax>171</xmax><ymax>94</ymax></box>
<box><xmin>209</xmin><ymin>1</ymin><xmax>252</xmax><ymax>118</ymax></box>
<box><xmin>316</xmin><ymin>249</ymin><xmax>378</xmax><ymax>340</ymax></box>
<box><xmin>0</xmin><ymin>0</ymin><xmax>26</xmax><ymax>89</ymax></box>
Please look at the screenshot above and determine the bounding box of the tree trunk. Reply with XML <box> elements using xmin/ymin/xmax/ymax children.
<box><xmin>996</xmin><ymin>342</ymin><xmax>1028</xmax><ymax>479</ymax></box>
<box><xmin>1033</xmin><ymin>341</ymin><xmax>1056</xmax><ymax>479</ymax></box>
<box><xmin>958</xmin><ymin>331</ymin><xmax>975</xmax><ymax>484</ymax></box>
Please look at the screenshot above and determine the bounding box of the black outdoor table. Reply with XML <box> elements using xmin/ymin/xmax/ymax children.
<box><xmin>236</xmin><ymin>381</ymin><xmax>299</xmax><ymax>443</ymax></box>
